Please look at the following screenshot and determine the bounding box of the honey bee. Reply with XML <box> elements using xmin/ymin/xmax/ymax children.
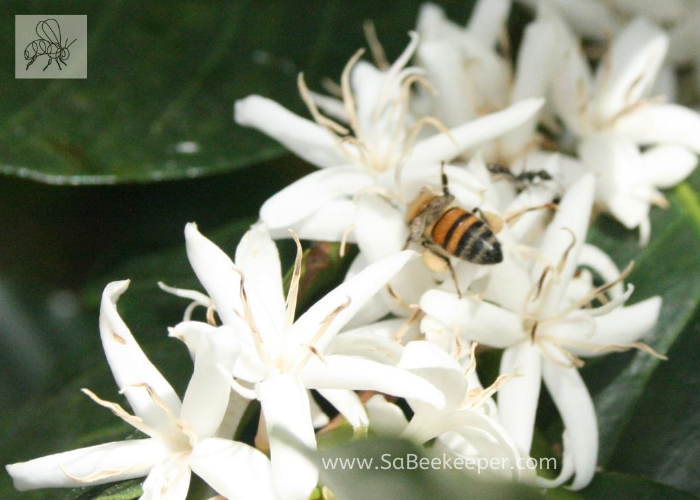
<box><xmin>404</xmin><ymin>164</ymin><xmax>503</xmax><ymax>295</ymax></box>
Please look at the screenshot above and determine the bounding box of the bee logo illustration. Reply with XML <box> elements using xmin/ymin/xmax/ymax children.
<box><xmin>24</xmin><ymin>19</ymin><xmax>76</xmax><ymax>71</ymax></box>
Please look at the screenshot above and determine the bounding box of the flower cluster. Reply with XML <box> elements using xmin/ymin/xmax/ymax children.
<box><xmin>7</xmin><ymin>1</ymin><xmax>697</xmax><ymax>499</ymax></box>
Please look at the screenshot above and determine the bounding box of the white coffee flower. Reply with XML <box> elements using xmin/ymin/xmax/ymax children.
<box><xmin>165</xmin><ymin>223</ymin><xmax>445</xmax><ymax>500</ymax></box>
<box><xmin>6</xmin><ymin>281</ymin><xmax>275</xmax><ymax>500</ymax></box>
<box><xmin>416</xmin><ymin>0</ymin><xmax>560</xmax><ymax>167</ymax></box>
<box><xmin>420</xmin><ymin>175</ymin><xmax>663</xmax><ymax>489</ymax></box>
<box><xmin>235</xmin><ymin>33</ymin><xmax>544</xmax><ymax>243</ymax></box>
<box><xmin>550</xmin><ymin>14</ymin><xmax>700</xmax><ymax>243</ymax></box>
<box><xmin>366</xmin><ymin>341</ymin><xmax>523</xmax><ymax>481</ymax></box>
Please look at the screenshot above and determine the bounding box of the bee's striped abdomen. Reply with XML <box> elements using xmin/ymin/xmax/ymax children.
<box><xmin>431</xmin><ymin>207</ymin><xmax>503</xmax><ymax>265</ymax></box>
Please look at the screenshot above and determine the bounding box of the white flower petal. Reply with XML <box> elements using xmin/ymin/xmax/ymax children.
<box><xmin>535</xmin><ymin>174</ymin><xmax>595</xmax><ymax>313</ymax></box>
<box><xmin>301</xmin><ymin>354</ymin><xmax>445</xmax><ymax>409</ymax></box>
<box><xmin>290</xmin><ymin>250</ymin><xmax>416</xmax><ymax>350</ymax></box>
<box><xmin>418</xmin><ymin>40</ymin><xmax>476</xmax><ymax>127</ymax></box>
<box><xmin>139</xmin><ymin>455</ymin><xmax>190</xmax><ymax>500</ymax></box>
<box><xmin>327</xmin><ymin>318</ymin><xmax>406</xmax><ymax>365</ymax></box>
<box><xmin>341</xmin><ymin>254</ymin><xmax>392</xmax><ymax>329</ymax></box>
<box><xmin>366</xmin><ymin>394</ymin><xmax>409</xmax><ymax>437</ymax></box>
<box><xmin>614</xmin><ymin>103</ymin><xmax>700</xmax><ymax>153</ymax></box>
<box><xmin>420</xmin><ymin>291</ymin><xmax>524</xmax><ymax>348</ymax></box>
<box><xmin>538</xmin><ymin>0</ymin><xmax>618</xmax><ymax>39</ymax></box>
<box><xmin>502</xmin><ymin>20</ymin><xmax>557</xmax><ymax>159</ymax></box>
<box><xmin>184</xmin><ymin>224</ymin><xmax>246</xmax><ymax>330</ymax></box>
<box><xmin>258</xmin><ymin>373</ymin><xmax>318</xmax><ymax>500</ymax></box>
<box><xmin>541</xmin><ymin>361</ymin><xmax>597</xmax><ymax>490</ymax></box>
<box><xmin>579</xmin><ymin>244</ymin><xmax>623</xmax><ymax>299</ymax></box>
<box><xmin>466</xmin><ymin>0</ymin><xmax>511</xmax><ymax>49</ymax></box>
<box><xmin>317</xmin><ymin>389</ymin><xmax>368</xmax><ymax>429</ymax></box>
<box><xmin>355</xmin><ymin>194</ymin><xmax>408</xmax><ymax>262</ymax></box>
<box><xmin>399</xmin><ymin>341</ymin><xmax>467</xmax><ymax>410</ymax></box>
<box><xmin>309</xmin><ymin>392</ymin><xmax>331</xmax><ymax>428</ymax></box>
<box><xmin>272</xmin><ymin>199</ymin><xmax>357</xmax><ymax>243</ymax></box>
<box><xmin>234</xmin><ymin>223</ymin><xmax>286</xmax><ymax>334</ymax></box>
<box><xmin>99</xmin><ymin>281</ymin><xmax>181</xmax><ymax>431</ymax></box>
<box><xmin>551</xmin><ymin>37</ymin><xmax>593</xmax><ymax>136</ymax></box>
<box><xmin>180</xmin><ymin>327</ymin><xmax>240</xmax><ymax>439</ymax></box>
<box><xmin>593</xmin><ymin>18</ymin><xmax>668</xmax><ymax>123</ymax></box>
<box><xmin>260</xmin><ymin>166</ymin><xmax>372</xmax><ymax>229</ymax></box>
<box><xmin>234</xmin><ymin>95</ymin><xmax>348</xmax><ymax>168</ymax></box>
<box><xmin>640</xmin><ymin>145</ymin><xmax>698</xmax><ymax>189</ymax></box>
<box><xmin>410</xmin><ymin>98</ymin><xmax>545</xmax><ymax>164</ymax></box>
<box><xmin>190</xmin><ymin>438</ymin><xmax>276</xmax><ymax>500</ymax></box>
<box><xmin>352</xmin><ymin>61</ymin><xmax>386</xmax><ymax>135</ymax></box>
<box><xmin>558</xmin><ymin>297</ymin><xmax>662</xmax><ymax>357</ymax></box>
<box><xmin>498</xmin><ymin>343</ymin><xmax>541</xmax><ymax>455</ymax></box>
<box><xmin>6</xmin><ymin>439</ymin><xmax>168</xmax><ymax>491</ymax></box>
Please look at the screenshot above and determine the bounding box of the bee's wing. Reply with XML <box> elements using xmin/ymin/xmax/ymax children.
<box><xmin>36</xmin><ymin>19</ymin><xmax>62</xmax><ymax>45</ymax></box>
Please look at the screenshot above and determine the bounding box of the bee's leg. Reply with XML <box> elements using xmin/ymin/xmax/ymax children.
<box><xmin>43</xmin><ymin>58</ymin><xmax>51</xmax><ymax>71</ymax></box>
<box><xmin>440</xmin><ymin>161</ymin><xmax>451</xmax><ymax>197</ymax></box>
<box><xmin>26</xmin><ymin>57</ymin><xmax>36</xmax><ymax>70</ymax></box>
<box><xmin>421</xmin><ymin>242</ymin><xmax>462</xmax><ymax>299</ymax></box>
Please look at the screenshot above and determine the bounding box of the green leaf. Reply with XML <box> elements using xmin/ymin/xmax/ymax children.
<box><xmin>578</xmin><ymin>472</ymin><xmax>699</xmax><ymax>500</ymax></box>
<box><xmin>578</xmin><ymin>177</ymin><xmax>700</xmax><ymax>470</ymax></box>
<box><xmin>0</xmin><ymin>0</ymin><xmax>474</xmax><ymax>185</ymax></box>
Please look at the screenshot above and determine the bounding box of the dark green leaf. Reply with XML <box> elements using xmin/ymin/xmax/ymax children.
<box><xmin>0</xmin><ymin>0</ymin><xmax>474</xmax><ymax>184</ymax></box>
<box><xmin>578</xmin><ymin>472</ymin><xmax>699</xmax><ymax>500</ymax></box>
<box><xmin>579</xmin><ymin>178</ymin><xmax>700</xmax><ymax>469</ymax></box>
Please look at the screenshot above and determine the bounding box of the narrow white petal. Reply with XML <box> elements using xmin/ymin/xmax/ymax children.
<box><xmin>420</xmin><ymin>291</ymin><xmax>524</xmax><ymax>348</ymax></box>
<box><xmin>309</xmin><ymin>391</ymin><xmax>331</xmax><ymax>428</ymax></box>
<box><xmin>418</xmin><ymin>40</ymin><xmax>476</xmax><ymax>127</ymax></box>
<box><xmin>100</xmin><ymin>281</ymin><xmax>181</xmax><ymax>431</ymax></box>
<box><xmin>341</xmin><ymin>254</ymin><xmax>392</xmax><ymax>329</ymax></box>
<box><xmin>190</xmin><ymin>438</ymin><xmax>276</xmax><ymax>500</ymax></box>
<box><xmin>551</xmin><ymin>39</ymin><xmax>593</xmax><ymax>136</ymax></box>
<box><xmin>184</xmin><ymin>224</ymin><xmax>245</xmax><ymax>329</ymax></box>
<box><xmin>640</xmin><ymin>145</ymin><xmax>698</xmax><ymax>189</ymax></box>
<box><xmin>410</xmin><ymin>98</ymin><xmax>545</xmax><ymax>164</ymax></box>
<box><xmin>6</xmin><ymin>439</ymin><xmax>168</xmax><ymax>491</ymax></box>
<box><xmin>502</xmin><ymin>19</ymin><xmax>557</xmax><ymax>159</ymax></box>
<box><xmin>557</xmin><ymin>297</ymin><xmax>662</xmax><ymax>357</ymax></box>
<box><xmin>578</xmin><ymin>244</ymin><xmax>623</xmax><ymax>298</ymax></box>
<box><xmin>180</xmin><ymin>328</ymin><xmax>240</xmax><ymax>439</ymax></box>
<box><xmin>234</xmin><ymin>95</ymin><xmax>348</xmax><ymax>168</ymax></box>
<box><xmin>139</xmin><ymin>455</ymin><xmax>190</xmax><ymax>500</ymax></box>
<box><xmin>260</xmin><ymin>166</ymin><xmax>372</xmax><ymax>229</ymax></box>
<box><xmin>354</xmin><ymin>194</ymin><xmax>408</xmax><ymax>263</ymax></box>
<box><xmin>593</xmin><ymin>18</ymin><xmax>668</xmax><ymax>123</ymax></box>
<box><xmin>317</xmin><ymin>389</ymin><xmax>368</xmax><ymax>429</ymax></box>
<box><xmin>352</xmin><ymin>61</ymin><xmax>386</xmax><ymax>135</ymax></box>
<box><xmin>327</xmin><ymin>318</ymin><xmax>406</xmax><ymax>365</ymax></box>
<box><xmin>542</xmin><ymin>361</ymin><xmax>597</xmax><ymax>490</ymax></box>
<box><xmin>270</xmin><ymin>198</ymin><xmax>357</xmax><ymax>243</ymax></box>
<box><xmin>258</xmin><ymin>373</ymin><xmax>318</xmax><ymax>500</ymax></box>
<box><xmin>366</xmin><ymin>395</ymin><xmax>408</xmax><ymax>436</ymax></box>
<box><xmin>399</xmin><ymin>341</ymin><xmax>466</xmax><ymax>409</ymax></box>
<box><xmin>467</xmin><ymin>0</ymin><xmax>511</xmax><ymax>49</ymax></box>
<box><xmin>290</xmin><ymin>251</ymin><xmax>416</xmax><ymax>350</ymax></box>
<box><xmin>535</xmin><ymin>174</ymin><xmax>595</xmax><ymax>313</ymax></box>
<box><xmin>541</xmin><ymin>0</ymin><xmax>618</xmax><ymax>39</ymax></box>
<box><xmin>301</xmin><ymin>354</ymin><xmax>445</xmax><ymax>408</ymax></box>
<box><xmin>234</xmin><ymin>223</ymin><xmax>286</xmax><ymax>331</ymax></box>
<box><xmin>498</xmin><ymin>343</ymin><xmax>541</xmax><ymax>455</ymax></box>
<box><xmin>614</xmin><ymin>103</ymin><xmax>700</xmax><ymax>153</ymax></box>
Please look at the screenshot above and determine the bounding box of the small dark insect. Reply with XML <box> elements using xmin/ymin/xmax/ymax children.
<box><xmin>24</xmin><ymin>19</ymin><xmax>77</xmax><ymax>71</ymax></box>
<box><xmin>404</xmin><ymin>164</ymin><xmax>503</xmax><ymax>296</ymax></box>
<box><xmin>486</xmin><ymin>162</ymin><xmax>553</xmax><ymax>192</ymax></box>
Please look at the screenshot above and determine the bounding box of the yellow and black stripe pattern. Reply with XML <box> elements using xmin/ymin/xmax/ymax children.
<box><xmin>430</xmin><ymin>207</ymin><xmax>503</xmax><ymax>264</ymax></box>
